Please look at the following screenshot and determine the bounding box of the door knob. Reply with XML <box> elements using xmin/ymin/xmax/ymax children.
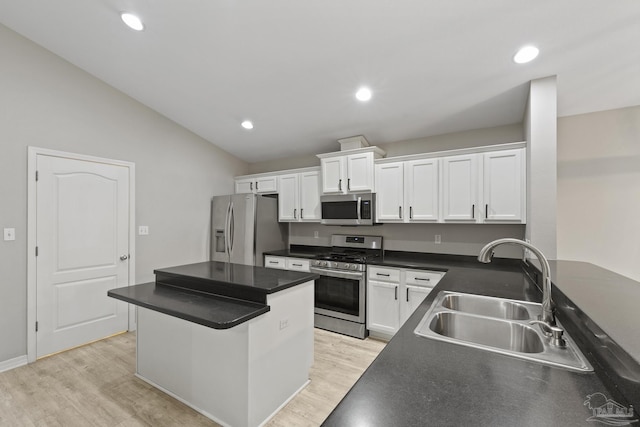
<box><xmin>120</xmin><ymin>255</ymin><xmax>129</xmax><ymax>261</ymax></box>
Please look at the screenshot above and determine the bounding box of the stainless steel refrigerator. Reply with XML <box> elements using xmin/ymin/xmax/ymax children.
<box><xmin>210</xmin><ymin>194</ymin><xmax>288</xmax><ymax>267</ymax></box>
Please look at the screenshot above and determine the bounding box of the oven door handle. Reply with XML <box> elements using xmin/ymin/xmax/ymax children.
<box><xmin>310</xmin><ymin>267</ymin><xmax>364</xmax><ymax>280</ymax></box>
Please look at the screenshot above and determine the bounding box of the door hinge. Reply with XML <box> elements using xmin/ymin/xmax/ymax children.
<box><xmin>35</xmin><ymin>321</ymin><xmax>39</xmax><ymax>332</ymax></box>
<box><xmin>35</xmin><ymin>171</ymin><xmax>39</xmax><ymax>181</ymax></box>
<box><xmin>35</xmin><ymin>246</ymin><xmax>39</xmax><ymax>256</ymax></box>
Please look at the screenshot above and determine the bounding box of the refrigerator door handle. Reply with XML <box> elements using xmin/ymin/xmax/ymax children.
<box><xmin>229</xmin><ymin>203</ymin><xmax>235</xmax><ymax>254</ymax></box>
<box><xmin>225</xmin><ymin>202</ymin><xmax>232</xmax><ymax>257</ymax></box>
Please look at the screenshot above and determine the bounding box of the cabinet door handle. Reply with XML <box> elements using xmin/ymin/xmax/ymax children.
<box><xmin>348</xmin><ymin>178</ymin><xmax>351</xmax><ymax>191</ymax></box>
<box><xmin>410</xmin><ymin>206</ymin><xmax>413</xmax><ymax>219</ymax></box>
<box><xmin>292</xmin><ymin>263</ymin><xmax>302</xmax><ymax>267</ymax></box>
<box><xmin>406</xmin><ymin>288</ymin><xmax>409</xmax><ymax>302</ymax></box>
<box><xmin>485</xmin><ymin>204</ymin><xmax>488</xmax><ymax>218</ymax></box>
<box><xmin>472</xmin><ymin>204</ymin><xmax>475</xmax><ymax>219</ymax></box>
<box><xmin>376</xmin><ymin>273</ymin><xmax>390</xmax><ymax>277</ymax></box>
<box><xmin>394</xmin><ymin>286</ymin><xmax>398</xmax><ymax>300</ymax></box>
<box><xmin>338</xmin><ymin>179</ymin><xmax>342</xmax><ymax>191</ymax></box>
<box><xmin>415</xmin><ymin>277</ymin><xmax>431</xmax><ymax>281</ymax></box>
<box><xmin>294</xmin><ymin>208</ymin><xmax>297</xmax><ymax>219</ymax></box>
<box><xmin>256</xmin><ymin>181</ymin><xmax>259</xmax><ymax>190</ymax></box>
<box><xmin>250</xmin><ymin>182</ymin><xmax>253</xmax><ymax>191</ymax></box>
<box><xmin>268</xmin><ymin>260</ymin><xmax>278</xmax><ymax>264</ymax></box>
<box><xmin>300</xmin><ymin>208</ymin><xmax>304</xmax><ymax>219</ymax></box>
<box><xmin>399</xmin><ymin>206</ymin><xmax>402</xmax><ymax>219</ymax></box>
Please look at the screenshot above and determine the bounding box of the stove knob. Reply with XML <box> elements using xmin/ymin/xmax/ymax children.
<box><xmin>322</xmin><ymin>261</ymin><xmax>328</xmax><ymax>267</ymax></box>
<box><xmin>352</xmin><ymin>264</ymin><xmax>358</xmax><ymax>270</ymax></box>
<box><xmin>344</xmin><ymin>264</ymin><xmax>350</xmax><ymax>269</ymax></box>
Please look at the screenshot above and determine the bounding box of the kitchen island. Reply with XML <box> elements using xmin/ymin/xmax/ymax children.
<box><xmin>108</xmin><ymin>261</ymin><xmax>318</xmax><ymax>427</ymax></box>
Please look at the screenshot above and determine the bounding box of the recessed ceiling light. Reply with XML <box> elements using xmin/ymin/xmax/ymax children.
<box><xmin>241</xmin><ymin>120</ymin><xmax>254</xmax><ymax>130</ymax></box>
<box><xmin>355</xmin><ymin>87</ymin><xmax>372</xmax><ymax>102</ymax></box>
<box><xmin>121</xmin><ymin>13</ymin><xmax>144</xmax><ymax>31</ymax></box>
<box><xmin>513</xmin><ymin>46</ymin><xmax>539</xmax><ymax>64</ymax></box>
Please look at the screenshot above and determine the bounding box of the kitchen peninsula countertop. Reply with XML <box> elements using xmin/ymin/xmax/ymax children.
<box><xmin>108</xmin><ymin>261</ymin><xmax>318</xmax><ymax>329</ymax></box>
<box><xmin>321</xmin><ymin>254</ymin><xmax>640</xmax><ymax>426</ymax></box>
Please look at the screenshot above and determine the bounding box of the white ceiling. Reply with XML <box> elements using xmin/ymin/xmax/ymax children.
<box><xmin>1</xmin><ymin>1</ymin><xmax>639</xmax><ymax>163</ymax></box>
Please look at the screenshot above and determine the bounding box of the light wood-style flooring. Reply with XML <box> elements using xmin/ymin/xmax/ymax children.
<box><xmin>0</xmin><ymin>329</ymin><xmax>385</xmax><ymax>426</ymax></box>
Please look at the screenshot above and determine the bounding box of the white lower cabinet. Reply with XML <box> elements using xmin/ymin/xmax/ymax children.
<box><xmin>367</xmin><ymin>266</ymin><xmax>445</xmax><ymax>339</ymax></box>
<box><xmin>264</xmin><ymin>255</ymin><xmax>310</xmax><ymax>272</ymax></box>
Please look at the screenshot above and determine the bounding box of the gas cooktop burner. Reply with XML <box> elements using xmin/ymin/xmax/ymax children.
<box><xmin>315</xmin><ymin>252</ymin><xmax>379</xmax><ymax>263</ymax></box>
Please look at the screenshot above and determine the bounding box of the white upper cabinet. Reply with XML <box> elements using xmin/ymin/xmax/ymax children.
<box><xmin>278</xmin><ymin>173</ymin><xmax>299</xmax><ymax>221</ymax></box>
<box><xmin>405</xmin><ymin>158</ymin><xmax>439</xmax><ymax>222</ymax></box>
<box><xmin>298</xmin><ymin>170</ymin><xmax>322</xmax><ymax>221</ymax></box>
<box><xmin>318</xmin><ymin>147</ymin><xmax>385</xmax><ymax>194</ymax></box>
<box><xmin>483</xmin><ymin>149</ymin><xmax>525</xmax><ymax>222</ymax></box>
<box><xmin>278</xmin><ymin>168</ymin><xmax>321</xmax><ymax>222</ymax></box>
<box><xmin>235</xmin><ymin>174</ymin><xmax>278</xmax><ymax>194</ymax></box>
<box><xmin>375</xmin><ymin>162</ymin><xmax>404</xmax><ymax>222</ymax></box>
<box><xmin>321</xmin><ymin>156</ymin><xmax>346</xmax><ymax>194</ymax></box>
<box><xmin>346</xmin><ymin>152</ymin><xmax>375</xmax><ymax>192</ymax></box>
<box><xmin>442</xmin><ymin>154</ymin><xmax>479</xmax><ymax>222</ymax></box>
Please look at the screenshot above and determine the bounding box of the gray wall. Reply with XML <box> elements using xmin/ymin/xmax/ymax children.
<box><xmin>0</xmin><ymin>25</ymin><xmax>248</xmax><ymax>362</ymax></box>
<box><xmin>557</xmin><ymin>105</ymin><xmax>640</xmax><ymax>282</ymax></box>
<box><xmin>291</xmin><ymin>223</ymin><xmax>525</xmax><ymax>258</ymax></box>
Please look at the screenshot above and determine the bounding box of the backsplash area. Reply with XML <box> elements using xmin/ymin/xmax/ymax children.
<box><xmin>290</xmin><ymin>223</ymin><xmax>526</xmax><ymax>259</ymax></box>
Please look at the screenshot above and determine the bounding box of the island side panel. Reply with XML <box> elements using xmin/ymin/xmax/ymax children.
<box><xmin>248</xmin><ymin>280</ymin><xmax>315</xmax><ymax>426</ymax></box>
<box><xmin>136</xmin><ymin>307</ymin><xmax>250</xmax><ymax>427</ymax></box>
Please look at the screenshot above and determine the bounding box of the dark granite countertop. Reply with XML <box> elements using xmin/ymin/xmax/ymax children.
<box><xmin>322</xmin><ymin>254</ymin><xmax>640</xmax><ymax>426</ymax></box>
<box><xmin>108</xmin><ymin>282</ymin><xmax>269</xmax><ymax>329</ymax></box>
<box><xmin>108</xmin><ymin>261</ymin><xmax>318</xmax><ymax>329</ymax></box>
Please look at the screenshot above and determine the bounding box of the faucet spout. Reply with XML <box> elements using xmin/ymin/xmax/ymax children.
<box><xmin>478</xmin><ymin>238</ymin><xmax>555</xmax><ymax>326</ymax></box>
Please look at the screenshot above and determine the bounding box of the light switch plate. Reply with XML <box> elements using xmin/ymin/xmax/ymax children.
<box><xmin>4</xmin><ymin>228</ymin><xmax>16</xmax><ymax>241</ymax></box>
<box><xmin>138</xmin><ymin>226</ymin><xmax>149</xmax><ymax>235</ymax></box>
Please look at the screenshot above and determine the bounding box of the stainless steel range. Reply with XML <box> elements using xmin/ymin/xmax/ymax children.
<box><xmin>310</xmin><ymin>234</ymin><xmax>383</xmax><ymax>339</ymax></box>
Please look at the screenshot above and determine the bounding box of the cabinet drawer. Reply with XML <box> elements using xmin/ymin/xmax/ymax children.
<box><xmin>286</xmin><ymin>258</ymin><xmax>310</xmax><ymax>272</ymax></box>
<box><xmin>404</xmin><ymin>269</ymin><xmax>444</xmax><ymax>287</ymax></box>
<box><xmin>264</xmin><ymin>256</ymin><xmax>286</xmax><ymax>269</ymax></box>
<box><xmin>368</xmin><ymin>266</ymin><xmax>401</xmax><ymax>282</ymax></box>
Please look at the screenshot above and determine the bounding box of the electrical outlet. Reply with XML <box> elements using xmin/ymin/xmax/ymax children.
<box><xmin>435</xmin><ymin>234</ymin><xmax>441</xmax><ymax>244</ymax></box>
<box><xmin>314</xmin><ymin>230</ymin><xmax>319</xmax><ymax>239</ymax></box>
<box><xmin>138</xmin><ymin>226</ymin><xmax>149</xmax><ymax>235</ymax></box>
<box><xmin>3</xmin><ymin>228</ymin><xmax>16</xmax><ymax>241</ymax></box>
<box><xmin>279</xmin><ymin>319</ymin><xmax>289</xmax><ymax>330</ymax></box>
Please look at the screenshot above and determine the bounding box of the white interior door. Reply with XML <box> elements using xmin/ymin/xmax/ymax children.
<box><xmin>36</xmin><ymin>154</ymin><xmax>130</xmax><ymax>358</ymax></box>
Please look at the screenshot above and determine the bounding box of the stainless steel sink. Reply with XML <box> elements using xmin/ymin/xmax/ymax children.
<box><xmin>441</xmin><ymin>293</ymin><xmax>532</xmax><ymax>320</ymax></box>
<box><xmin>429</xmin><ymin>312</ymin><xmax>544</xmax><ymax>353</ymax></box>
<box><xmin>415</xmin><ymin>291</ymin><xmax>593</xmax><ymax>372</ymax></box>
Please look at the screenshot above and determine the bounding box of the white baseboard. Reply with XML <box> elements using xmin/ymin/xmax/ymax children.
<box><xmin>0</xmin><ymin>355</ymin><xmax>28</xmax><ymax>373</ymax></box>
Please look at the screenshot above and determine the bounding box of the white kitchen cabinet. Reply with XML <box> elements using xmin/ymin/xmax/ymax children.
<box><xmin>368</xmin><ymin>266</ymin><xmax>444</xmax><ymax>340</ymax></box>
<box><xmin>442</xmin><ymin>148</ymin><xmax>525</xmax><ymax>223</ymax></box>
<box><xmin>483</xmin><ymin>149</ymin><xmax>525</xmax><ymax>222</ymax></box>
<box><xmin>264</xmin><ymin>256</ymin><xmax>286</xmax><ymax>269</ymax></box>
<box><xmin>298</xmin><ymin>170</ymin><xmax>321</xmax><ymax>221</ymax></box>
<box><xmin>376</xmin><ymin>158</ymin><xmax>439</xmax><ymax>223</ymax></box>
<box><xmin>235</xmin><ymin>175</ymin><xmax>278</xmax><ymax>194</ymax></box>
<box><xmin>318</xmin><ymin>147</ymin><xmax>385</xmax><ymax>194</ymax></box>
<box><xmin>405</xmin><ymin>158</ymin><xmax>439</xmax><ymax>222</ymax></box>
<box><xmin>375</xmin><ymin>162</ymin><xmax>404</xmax><ymax>222</ymax></box>
<box><xmin>442</xmin><ymin>154</ymin><xmax>479</xmax><ymax>222</ymax></box>
<box><xmin>264</xmin><ymin>255</ymin><xmax>310</xmax><ymax>272</ymax></box>
<box><xmin>278</xmin><ymin>169</ymin><xmax>321</xmax><ymax>222</ymax></box>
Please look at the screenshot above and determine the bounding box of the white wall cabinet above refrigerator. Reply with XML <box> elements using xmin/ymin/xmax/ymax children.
<box><xmin>235</xmin><ymin>174</ymin><xmax>278</xmax><ymax>194</ymax></box>
<box><xmin>318</xmin><ymin>147</ymin><xmax>385</xmax><ymax>194</ymax></box>
<box><xmin>278</xmin><ymin>169</ymin><xmax>321</xmax><ymax>222</ymax></box>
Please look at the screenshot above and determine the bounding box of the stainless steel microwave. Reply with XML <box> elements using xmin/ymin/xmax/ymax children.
<box><xmin>320</xmin><ymin>192</ymin><xmax>376</xmax><ymax>226</ymax></box>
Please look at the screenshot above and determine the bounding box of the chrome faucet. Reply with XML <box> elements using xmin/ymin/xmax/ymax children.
<box><xmin>478</xmin><ymin>238</ymin><xmax>557</xmax><ymax>330</ymax></box>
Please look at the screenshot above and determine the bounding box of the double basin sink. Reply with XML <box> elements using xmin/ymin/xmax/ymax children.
<box><xmin>414</xmin><ymin>291</ymin><xmax>593</xmax><ymax>372</ymax></box>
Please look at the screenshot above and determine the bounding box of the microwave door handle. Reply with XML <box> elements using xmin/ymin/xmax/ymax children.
<box><xmin>357</xmin><ymin>197</ymin><xmax>362</xmax><ymax>221</ymax></box>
